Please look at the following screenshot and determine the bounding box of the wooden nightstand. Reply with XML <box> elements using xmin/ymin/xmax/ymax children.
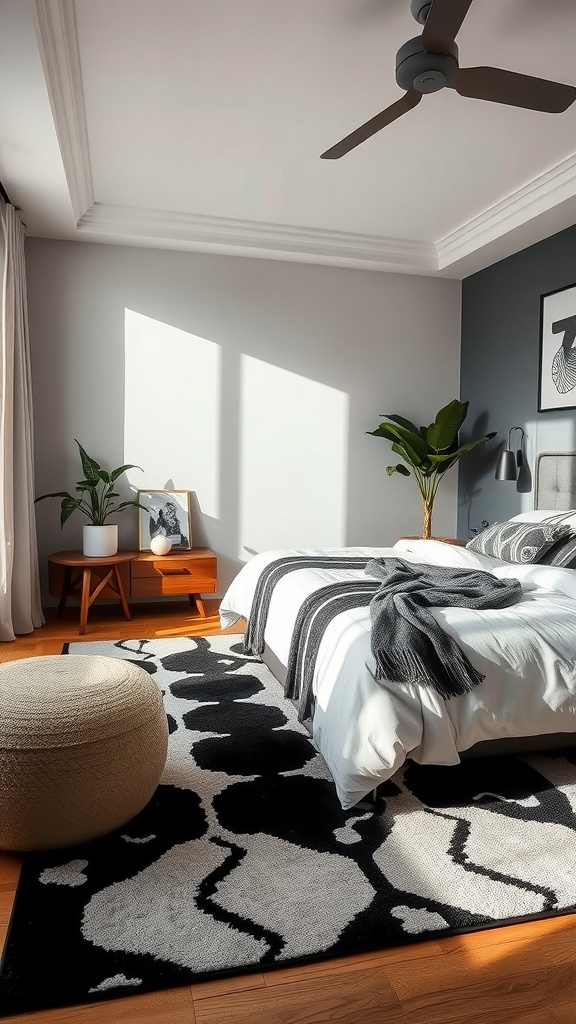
<box><xmin>129</xmin><ymin>548</ymin><xmax>217</xmax><ymax>617</ymax></box>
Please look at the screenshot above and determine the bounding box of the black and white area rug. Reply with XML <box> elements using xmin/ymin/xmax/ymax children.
<box><xmin>1</xmin><ymin>635</ymin><xmax>576</xmax><ymax>1017</ymax></box>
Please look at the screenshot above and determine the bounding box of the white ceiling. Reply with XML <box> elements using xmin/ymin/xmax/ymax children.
<box><xmin>1</xmin><ymin>0</ymin><xmax>576</xmax><ymax>278</ymax></box>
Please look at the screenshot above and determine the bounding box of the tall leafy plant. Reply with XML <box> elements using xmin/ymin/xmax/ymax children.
<box><xmin>367</xmin><ymin>399</ymin><xmax>496</xmax><ymax>539</ymax></box>
<box><xmin>35</xmin><ymin>440</ymin><xmax>148</xmax><ymax>527</ymax></box>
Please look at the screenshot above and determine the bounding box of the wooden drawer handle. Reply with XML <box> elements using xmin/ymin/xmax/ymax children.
<box><xmin>159</xmin><ymin>568</ymin><xmax>191</xmax><ymax>576</ymax></box>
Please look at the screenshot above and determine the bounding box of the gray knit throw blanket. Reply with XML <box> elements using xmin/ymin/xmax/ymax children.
<box><xmin>365</xmin><ymin>557</ymin><xmax>523</xmax><ymax>698</ymax></box>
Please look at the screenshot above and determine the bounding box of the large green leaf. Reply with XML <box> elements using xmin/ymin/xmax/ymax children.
<box><xmin>391</xmin><ymin>442</ymin><xmax>437</xmax><ymax>477</ymax></box>
<box><xmin>110</xmin><ymin>463</ymin><xmax>142</xmax><ymax>482</ymax></box>
<box><xmin>111</xmin><ymin>500</ymin><xmax>145</xmax><ymax>511</ymax></box>
<box><xmin>75</xmin><ymin>440</ymin><xmax>101</xmax><ymax>482</ymax></box>
<box><xmin>380</xmin><ymin>413</ymin><xmax>419</xmax><ymax>435</ymax></box>
<box><xmin>105</xmin><ymin>500</ymin><xmax>149</xmax><ymax>520</ymax></box>
<box><xmin>60</xmin><ymin>497</ymin><xmax>82</xmax><ymax>527</ymax></box>
<box><xmin>34</xmin><ymin>490</ymin><xmax>74</xmax><ymax>503</ymax></box>
<box><xmin>390</xmin><ymin>444</ymin><xmax>429</xmax><ymax>477</ymax></box>
<box><xmin>427</xmin><ymin>400</ymin><xmax>469</xmax><ymax>451</ymax></box>
<box><xmin>390</xmin><ymin>440</ymin><xmax>418</xmax><ymax>464</ymax></box>
<box><xmin>382</xmin><ymin>422</ymin><xmax>430</xmax><ymax>458</ymax></box>
<box><xmin>427</xmin><ymin>432</ymin><xmax>496</xmax><ymax>465</ymax></box>
<box><xmin>370</xmin><ymin>422</ymin><xmax>430</xmax><ymax>465</ymax></box>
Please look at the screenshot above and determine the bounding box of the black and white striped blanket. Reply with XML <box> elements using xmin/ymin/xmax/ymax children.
<box><xmin>284</xmin><ymin>579</ymin><xmax>380</xmax><ymax>722</ymax></box>
<box><xmin>243</xmin><ymin>556</ymin><xmax>372</xmax><ymax>658</ymax></box>
<box><xmin>243</xmin><ymin>556</ymin><xmax>375</xmax><ymax>723</ymax></box>
<box><xmin>243</xmin><ymin>554</ymin><xmax>523</xmax><ymax>721</ymax></box>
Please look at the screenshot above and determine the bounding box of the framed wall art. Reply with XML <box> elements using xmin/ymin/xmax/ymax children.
<box><xmin>538</xmin><ymin>282</ymin><xmax>576</xmax><ymax>412</ymax></box>
<box><xmin>137</xmin><ymin>489</ymin><xmax>192</xmax><ymax>551</ymax></box>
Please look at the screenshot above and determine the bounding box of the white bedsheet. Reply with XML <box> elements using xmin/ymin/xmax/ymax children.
<box><xmin>219</xmin><ymin>540</ymin><xmax>576</xmax><ymax>809</ymax></box>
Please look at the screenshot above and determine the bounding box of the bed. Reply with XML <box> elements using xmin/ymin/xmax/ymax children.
<box><xmin>219</xmin><ymin>452</ymin><xmax>576</xmax><ymax>810</ymax></box>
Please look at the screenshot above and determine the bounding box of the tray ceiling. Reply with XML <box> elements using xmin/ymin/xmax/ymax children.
<box><xmin>1</xmin><ymin>0</ymin><xmax>575</xmax><ymax>278</ymax></box>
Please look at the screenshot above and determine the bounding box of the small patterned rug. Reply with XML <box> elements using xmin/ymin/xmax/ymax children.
<box><xmin>1</xmin><ymin>635</ymin><xmax>576</xmax><ymax>1017</ymax></box>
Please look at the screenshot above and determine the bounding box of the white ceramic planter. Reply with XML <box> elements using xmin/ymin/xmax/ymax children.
<box><xmin>82</xmin><ymin>524</ymin><xmax>118</xmax><ymax>558</ymax></box>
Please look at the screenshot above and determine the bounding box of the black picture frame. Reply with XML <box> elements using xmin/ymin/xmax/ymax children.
<box><xmin>538</xmin><ymin>281</ymin><xmax>576</xmax><ymax>413</ymax></box>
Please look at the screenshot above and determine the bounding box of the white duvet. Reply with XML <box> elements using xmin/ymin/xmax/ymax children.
<box><xmin>219</xmin><ymin>540</ymin><xmax>576</xmax><ymax>809</ymax></box>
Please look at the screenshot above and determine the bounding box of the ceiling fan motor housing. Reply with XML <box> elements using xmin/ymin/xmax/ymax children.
<box><xmin>410</xmin><ymin>0</ymin><xmax>432</xmax><ymax>25</ymax></box>
<box><xmin>396</xmin><ymin>37</ymin><xmax>459</xmax><ymax>93</ymax></box>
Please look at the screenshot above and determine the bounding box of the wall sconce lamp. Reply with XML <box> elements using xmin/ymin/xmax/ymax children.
<box><xmin>495</xmin><ymin>426</ymin><xmax>526</xmax><ymax>481</ymax></box>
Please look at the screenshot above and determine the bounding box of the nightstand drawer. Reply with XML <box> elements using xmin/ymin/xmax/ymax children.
<box><xmin>129</xmin><ymin>549</ymin><xmax>217</xmax><ymax>598</ymax></box>
<box><xmin>131</xmin><ymin>556</ymin><xmax>216</xmax><ymax>579</ymax></box>
<box><xmin>130</xmin><ymin>573</ymin><xmax>216</xmax><ymax>597</ymax></box>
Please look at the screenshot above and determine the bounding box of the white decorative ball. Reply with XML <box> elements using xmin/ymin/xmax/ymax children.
<box><xmin>150</xmin><ymin>535</ymin><xmax>172</xmax><ymax>556</ymax></box>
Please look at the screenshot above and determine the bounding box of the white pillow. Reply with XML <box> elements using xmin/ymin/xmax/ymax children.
<box><xmin>508</xmin><ymin>509</ymin><xmax>576</xmax><ymax>531</ymax></box>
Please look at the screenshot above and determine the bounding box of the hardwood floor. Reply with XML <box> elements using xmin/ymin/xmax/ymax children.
<box><xmin>1</xmin><ymin>602</ymin><xmax>576</xmax><ymax>1024</ymax></box>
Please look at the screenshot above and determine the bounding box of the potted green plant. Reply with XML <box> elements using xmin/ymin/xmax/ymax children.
<box><xmin>367</xmin><ymin>399</ymin><xmax>496</xmax><ymax>539</ymax></box>
<box><xmin>35</xmin><ymin>440</ymin><xmax>148</xmax><ymax>557</ymax></box>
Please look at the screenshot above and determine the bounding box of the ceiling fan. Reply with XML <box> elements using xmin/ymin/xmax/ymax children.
<box><xmin>320</xmin><ymin>0</ymin><xmax>576</xmax><ymax>159</ymax></box>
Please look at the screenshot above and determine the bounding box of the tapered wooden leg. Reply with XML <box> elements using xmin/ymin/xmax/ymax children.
<box><xmin>79</xmin><ymin>568</ymin><xmax>91</xmax><ymax>635</ymax></box>
<box><xmin>189</xmin><ymin>593</ymin><xmax>206</xmax><ymax>617</ymax></box>
<box><xmin>114</xmin><ymin>564</ymin><xmax>131</xmax><ymax>621</ymax></box>
<box><xmin>56</xmin><ymin>567</ymin><xmax>72</xmax><ymax>619</ymax></box>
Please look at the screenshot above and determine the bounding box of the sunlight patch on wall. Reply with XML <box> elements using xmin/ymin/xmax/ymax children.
<box><xmin>239</xmin><ymin>356</ymin><xmax>348</xmax><ymax>556</ymax></box>
<box><xmin>124</xmin><ymin>309</ymin><xmax>220</xmax><ymax>520</ymax></box>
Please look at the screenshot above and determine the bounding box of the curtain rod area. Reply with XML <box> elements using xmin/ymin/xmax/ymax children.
<box><xmin>0</xmin><ymin>180</ymin><xmax>12</xmax><ymax>204</ymax></box>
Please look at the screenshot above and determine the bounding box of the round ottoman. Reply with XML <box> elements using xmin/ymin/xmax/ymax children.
<box><xmin>0</xmin><ymin>655</ymin><xmax>168</xmax><ymax>851</ymax></box>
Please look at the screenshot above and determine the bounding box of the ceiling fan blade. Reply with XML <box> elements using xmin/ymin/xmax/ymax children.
<box><xmin>320</xmin><ymin>90</ymin><xmax>421</xmax><ymax>159</ymax></box>
<box><xmin>421</xmin><ymin>0</ymin><xmax>474</xmax><ymax>55</ymax></box>
<box><xmin>449</xmin><ymin>66</ymin><xmax>576</xmax><ymax>112</ymax></box>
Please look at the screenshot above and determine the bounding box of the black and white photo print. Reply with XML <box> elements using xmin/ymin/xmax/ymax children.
<box><xmin>539</xmin><ymin>282</ymin><xmax>576</xmax><ymax>412</ymax></box>
<box><xmin>137</xmin><ymin>490</ymin><xmax>192</xmax><ymax>550</ymax></box>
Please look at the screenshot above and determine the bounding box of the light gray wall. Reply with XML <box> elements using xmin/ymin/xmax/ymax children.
<box><xmin>458</xmin><ymin>224</ymin><xmax>576</xmax><ymax>538</ymax></box>
<box><xmin>26</xmin><ymin>238</ymin><xmax>461</xmax><ymax>601</ymax></box>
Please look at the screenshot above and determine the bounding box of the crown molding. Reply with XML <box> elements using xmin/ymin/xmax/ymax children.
<box><xmin>77</xmin><ymin>203</ymin><xmax>439</xmax><ymax>274</ymax></box>
<box><xmin>32</xmin><ymin>0</ymin><xmax>93</xmax><ymax>222</ymax></box>
<box><xmin>29</xmin><ymin>0</ymin><xmax>576</xmax><ymax>276</ymax></box>
<box><xmin>436</xmin><ymin>151</ymin><xmax>576</xmax><ymax>269</ymax></box>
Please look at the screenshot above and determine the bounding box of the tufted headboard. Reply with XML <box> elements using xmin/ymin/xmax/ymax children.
<box><xmin>535</xmin><ymin>452</ymin><xmax>576</xmax><ymax>511</ymax></box>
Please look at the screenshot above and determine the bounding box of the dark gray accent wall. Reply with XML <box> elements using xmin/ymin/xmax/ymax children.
<box><xmin>458</xmin><ymin>224</ymin><xmax>576</xmax><ymax>539</ymax></box>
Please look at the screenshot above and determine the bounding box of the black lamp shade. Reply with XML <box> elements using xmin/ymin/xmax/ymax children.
<box><xmin>495</xmin><ymin>449</ymin><xmax>518</xmax><ymax>481</ymax></box>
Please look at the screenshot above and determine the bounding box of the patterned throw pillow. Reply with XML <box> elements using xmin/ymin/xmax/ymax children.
<box><xmin>466</xmin><ymin>521</ymin><xmax>571</xmax><ymax>563</ymax></box>
<box><xmin>537</xmin><ymin>535</ymin><xmax>576</xmax><ymax>568</ymax></box>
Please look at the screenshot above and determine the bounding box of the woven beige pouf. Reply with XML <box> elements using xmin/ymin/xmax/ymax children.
<box><xmin>0</xmin><ymin>655</ymin><xmax>169</xmax><ymax>851</ymax></box>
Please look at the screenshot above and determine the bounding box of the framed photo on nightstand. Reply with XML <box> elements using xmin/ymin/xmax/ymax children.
<box><xmin>137</xmin><ymin>489</ymin><xmax>192</xmax><ymax>551</ymax></box>
<box><xmin>538</xmin><ymin>282</ymin><xmax>576</xmax><ymax>412</ymax></box>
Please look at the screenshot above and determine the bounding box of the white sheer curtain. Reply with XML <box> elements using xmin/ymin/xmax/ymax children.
<box><xmin>0</xmin><ymin>203</ymin><xmax>43</xmax><ymax>640</ymax></box>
